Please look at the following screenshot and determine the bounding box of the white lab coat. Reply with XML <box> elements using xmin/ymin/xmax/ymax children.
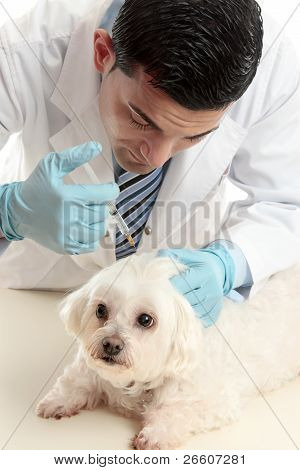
<box><xmin>0</xmin><ymin>0</ymin><xmax>299</xmax><ymax>296</ymax></box>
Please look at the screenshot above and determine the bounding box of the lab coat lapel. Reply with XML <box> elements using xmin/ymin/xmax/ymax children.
<box><xmin>47</xmin><ymin>1</ymin><xmax>117</xmax><ymax>269</ymax></box>
<box><xmin>48</xmin><ymin>97</ymin><xmax>117</xmax><ymax>269</ymax></box>
<box><xmin>49</xmin><ymin>96</ymin><xmax>114</xmax><ymax>186</ymax></box>
<box><xmin>48</xmin><ymin>0</ymin><xmax>114</xmax><ymax>186</ymax></box>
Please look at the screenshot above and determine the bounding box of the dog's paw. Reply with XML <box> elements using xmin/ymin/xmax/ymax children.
<box><xmin>132</xmin><ymin>431</ymin><xmax>161</xmax><ymax>450</ymax></box>
<box><xmin>36</xmin><ymin>396</ymin><xmax>80</xmax><ymax>420</ymax></box>
<box><xmin>132</xmin><ymin>427</ymin><xmax>180</xmax><ymax>450</ymax></box>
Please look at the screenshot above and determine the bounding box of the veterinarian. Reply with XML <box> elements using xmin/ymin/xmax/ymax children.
<box><xmin>0</xmin><ymin>0</ymin><xmax>299</xmax><ymax>326</ymax></box>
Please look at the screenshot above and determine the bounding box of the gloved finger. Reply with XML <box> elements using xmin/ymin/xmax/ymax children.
<box><xmin>157</xmin><ymin>248</ymin><xmax>204</xmax><ymax>266</ymax></box>
<box><xmin>67</xmin><ymin>220</ymin><xmax>105</xmax><ymax>246</ymax></box>
<box><xmin>83</xmin><ymin>204</ymin><xmax>109</xmax><ymax>224</ymax></box>
<box><xmin>61</xmin><ymin>230</ymin><xmax>100</xmax><ymax>254</ymax></box>
<box><xmin>191</xmin><ymin>303</ymin><xmax>220</xmax><ymax>325</ymax></box>
<box><xmin>76</xmin><ymin>238</ymin><xmax>101</xmax><ymax>251</ymax></box>
<box><xmin>50</xmin><ymin>141</ymin><xmax>102</xmax><ymax>178</ymax></box>
<box><xmin>191</xmin><ymin>302</ymin><xmax>210</xmax><ymax>318</ymax></box>
<box><xmin>157</xmin><ymin>248</ymin><xmax>186</xmax><ymax>263</ymax></box>
<box><xmin>81</xmin><ymin>222</ymin><xmax>108</xmax><ymax>243</ymax></box>
<box><xmin>196</xmin><ymin>299</ymin><xmax>223</xmax><ymax>327</ymax></box>
<box><xmin>65</xmin><ymin>181</ymin><xmax>119</xmax><ymax>203</ymax></box>
<box><xmin>64</xmin><ymin>202</ymin><xmax>109</xmax><ymax>226</ymax></box>
<box><xmin>156</xmin><ymin>248</ymin><xmax>186</xmax><ymax>266</ymax></box>
<box><xmin>170</xmin><ymin>268</ymin><xmax>206</xmax><ymax>295</ymax></box>
<box><xmin>157</xmin><ymin>248</ymin><xmax>177</xmax><ymax>258</ymax></box>
<box><xmin>199</xmin><ymin>313</ymin><xmax>217</xmax><ymax>328</ymax></box>
<box><xmin>187</xmin><ymin>287</ymin><xmax>223</xmax><ymax>307</ymax></box>
<box><xmin>66</xmin><ymin>239</ymin><xmax>101</xmax><ymax>255</ymax></box>
<box><xmin>87</xmin><ymin>221</ymin><xmax>108</xmax><ymax>239</ymax></box>
<box><xmin>184</xmin><ymin>288</ymin><xmax>206</xmax><ymax>307</ymax></box>
<box><xmin>62</xmin><ymin>240</ymin><xmax>84</xmax><ymax>255</ymax></box>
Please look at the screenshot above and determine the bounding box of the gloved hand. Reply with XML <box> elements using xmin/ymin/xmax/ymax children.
<box><xmin>0</xmin><ymin>141</ymin><xmax>119</xmax><ymax>254</ymax></box>
<box><xmin>157</xmin><ymin>241</ymin><xmax>236</xmax><ymax>327</ymax></box>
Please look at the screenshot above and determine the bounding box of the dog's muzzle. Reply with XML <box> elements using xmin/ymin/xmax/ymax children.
<box><xmin>102</xmin><ymin>335</ymin><xmax>124</xmax><ymax>357</ymax></box>
<box><xmin>88</xmin><ymin>333</ymin><xmax>127</xmax><ymax>367</ymax></box>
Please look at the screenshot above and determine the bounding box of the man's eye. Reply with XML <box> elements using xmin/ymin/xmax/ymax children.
<box><xmin>188</xmin><ymin>135</ymin><xmax>203</xmax><ymax>143</ymax></box>
<box><xmin>130</xmin><ymin>118</ymin><xmax>150</xmax><ymax>131</ymax></box>
<box><xmin>130</xmin><ymin>116</ymin><xmax>203</xmax><ymax>144</ymax></box>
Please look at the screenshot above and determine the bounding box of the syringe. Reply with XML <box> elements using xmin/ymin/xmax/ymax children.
<box><xmin>80</xmin><ymin>159</ymin><xmax>136</xmax><ymax>249</ymax></box>
<box><xmin>107</xmin><ymin>202</ymin><xmax>135</xmax><ymax>248</ymax></box>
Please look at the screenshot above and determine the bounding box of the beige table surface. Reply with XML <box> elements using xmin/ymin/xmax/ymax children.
<box><xmin>0</xmin><ymin>287</ymin><xmax>300</xmax><ymax>451</ymax></box>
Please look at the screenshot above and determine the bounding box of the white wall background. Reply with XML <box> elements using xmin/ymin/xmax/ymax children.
<box><xmin>0</xmin><ymin>0</ymin><xmax>299</xmax><ymax>54</ymax></box>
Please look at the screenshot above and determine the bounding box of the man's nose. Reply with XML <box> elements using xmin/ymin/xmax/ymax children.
<box><xmin>140</xmin><ymin>140</ymin><xmax>173</xmax><ymax>167</ymax></box>
<box><xmin>102</xmin><ymin>335</ymin><xmax>124</xmax><ymax>356</ymax></box>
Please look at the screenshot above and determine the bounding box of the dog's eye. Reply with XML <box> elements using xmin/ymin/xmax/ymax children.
<box><xmin>137</xmin><ymin>313</ymin><xmax>154</xmax><ymax>328</ymax></box>
<box><xmin>96</xmin><ymin>303</ymin><xmax>107</xmax><ymax>319</ymax></box>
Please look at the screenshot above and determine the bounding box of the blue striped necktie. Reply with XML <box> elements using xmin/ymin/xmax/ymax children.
<box><xmin>113</xmin><ymin>157</ymin><xmax>169</xmax><ymax>259</ymax></box>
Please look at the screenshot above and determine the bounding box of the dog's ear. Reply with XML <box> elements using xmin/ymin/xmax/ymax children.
<box><xmin>168</xmin><ymin>294</ymin><xmax>202</xmax><ymax>373</ymax></box>
<box><xmin>59</xmin><ymin>286</ymin><xmax>88</xmax><ymax>337</ymax></box>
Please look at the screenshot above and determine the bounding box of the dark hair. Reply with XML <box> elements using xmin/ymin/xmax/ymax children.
<box><xmin>111</xmin><ymin>0</ymin><xmax>263</xmax><ymax>110</ymax></box>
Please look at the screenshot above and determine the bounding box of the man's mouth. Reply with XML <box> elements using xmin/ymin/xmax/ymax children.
<box><xmin>101</xmin><ymin>355</ymin><xmax>117</xmax><ymax>365</ymax></box>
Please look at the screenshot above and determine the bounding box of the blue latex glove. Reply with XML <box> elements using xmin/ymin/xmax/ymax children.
<box><xmin>157</xmin><ymin>242</ymin><xmax>236</xmax><ymax>327</ymax></box>
<box><xmin>0</xmin><ymin>141</ymin><xmax>119</xmax><ymax>254</ymax></box>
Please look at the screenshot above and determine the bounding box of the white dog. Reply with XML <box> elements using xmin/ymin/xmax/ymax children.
<box><xmin>36</xmin><ymin>252</ymin><xmax>300</xmax><ymax>449</ymax></box>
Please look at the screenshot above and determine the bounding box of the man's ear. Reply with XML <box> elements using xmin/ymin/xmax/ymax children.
<box><xmin>59</xmin><ymin>287</ymin><xmax>88</xmax><ymax>337</ymax></box>
<box><xmin>93</xmin><ymin>28</ymin><xmax>116</xmax><ymax>73</ymax></box>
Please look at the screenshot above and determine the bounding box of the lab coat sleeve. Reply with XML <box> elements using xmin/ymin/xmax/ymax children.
<box><xmin>217</xmin><ymin>40</ymin><xmax>300</xmax><ymax>299</ymax></box>
<box><xmin>208</xmin><ymin>239</ymin><xmax>253</xmax><ymax>288</ymax></box>
<box><xmin>0</xmin><ymin>38</ymin><xmax>24</xmax><ymax>241</ymax></box>
<box><xmin>0</xmin><ymin>35</ymin><xmax>24</xmax><ymax>149</ymax></box>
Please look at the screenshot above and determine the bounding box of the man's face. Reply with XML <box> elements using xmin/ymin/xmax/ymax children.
<box><xmin>95</xmin><ymin>30</ymin><xmax>228</xmax><ymax>174</ymax></box>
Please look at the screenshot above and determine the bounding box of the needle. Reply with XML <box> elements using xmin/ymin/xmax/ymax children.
<box><xmin>107</xmin><ymin>202</ymin><xmax>136</xmax><ymax>248</ymax></box>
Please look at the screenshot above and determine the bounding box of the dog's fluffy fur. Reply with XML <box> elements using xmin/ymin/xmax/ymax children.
<box><xmin>36</xmin><ymin>253</ymin><xmax>300</xmax><ymax>449</ymax></box>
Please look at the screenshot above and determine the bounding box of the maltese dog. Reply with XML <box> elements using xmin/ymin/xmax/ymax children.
<box><xmin>36</xmin><ymin>253</ymin><xmax>300</xmax><ymax>449</ymax></box>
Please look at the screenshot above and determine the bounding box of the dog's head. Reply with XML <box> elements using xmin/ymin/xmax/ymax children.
<box><xmin>60</xmin><ymin>253</ymin><xmax>203</xmax><ymax>387</ymax></box>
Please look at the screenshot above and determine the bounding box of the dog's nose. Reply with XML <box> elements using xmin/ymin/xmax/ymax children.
<box><xmin>102</xmin><ymin>336</ymin><xmax>124</xmax><ymax>356</ymax></box>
